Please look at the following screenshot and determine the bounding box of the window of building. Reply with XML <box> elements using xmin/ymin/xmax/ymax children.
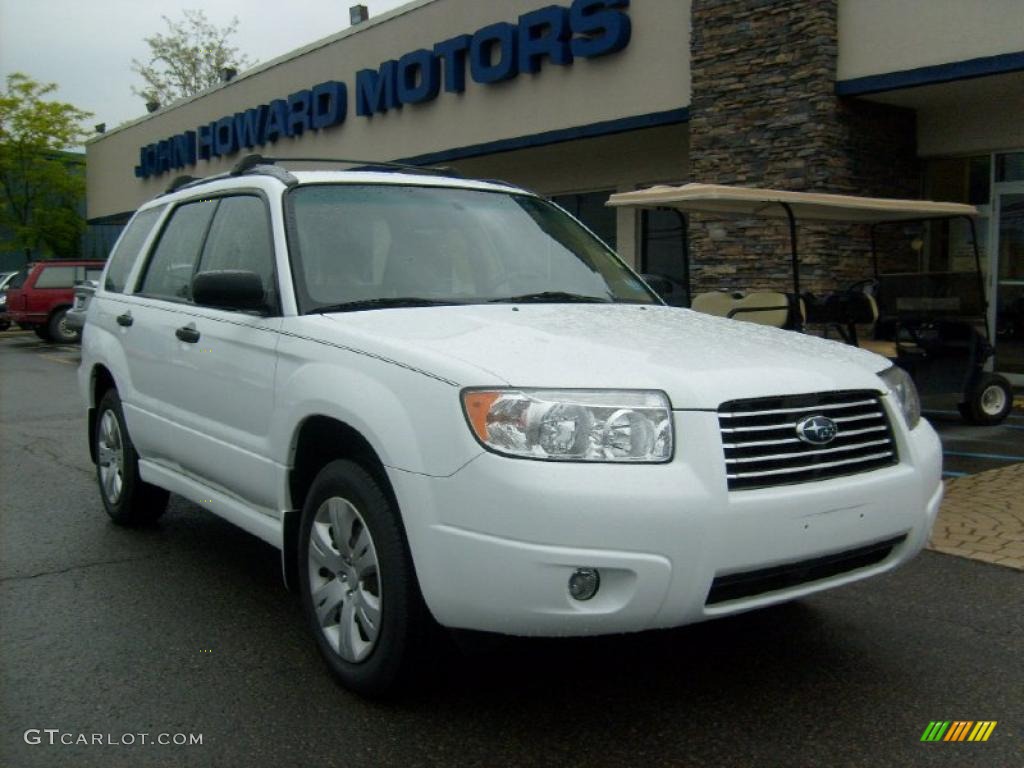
<box><xmin>33</xmin><ymin>265</ymin><xmax>76</xmax><ymax>289</ymax></box>
<box><xmin>139</xmin><ymin>199</ymin><xmax>217</xmax><ymax>300</ymax></box>
<box><xmin>925</xmin><ymin>155</ymin><xmax>990</xmax><ymax>205</ymax></box>
<box><xmin>105</xmin><ymin>207</ymin><xmax>164</xmax><ymax>292</ymax></box>
<box><xmin>996</xmin><ymin>152</ymin><xmax>1024</xmax><ymax>183</ymax></box>
<box><xmin>551</xmin><ymin>190</ymin><xmax>617</xmax><ymax>250</ymax></box>
<box><xmin>640</xmin><ymin>208</ymin><xmax>688</xmax><ymax>306</ymax></box>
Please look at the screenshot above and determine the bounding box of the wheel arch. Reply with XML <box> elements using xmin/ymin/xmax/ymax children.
<box><xmin>87</xmin><ymin>364</ymin><xmax>118</xmax><ymax>464</ymax></box>
<box><xmin>283</xmin><ymin>415</ymin><xmax>404</xmax><ymax>591</ymax></box>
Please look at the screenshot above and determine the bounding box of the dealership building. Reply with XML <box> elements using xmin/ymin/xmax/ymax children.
<box><xmin>85</xmin><ymin>0</ymin><xmax>1023</xmax><ymax>376</ymax></box>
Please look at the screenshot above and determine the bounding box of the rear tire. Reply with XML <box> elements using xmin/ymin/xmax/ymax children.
<box><xmin>33</xmin><ymin>325</ymin><xmax>50</xmax><ymax>340</ymax></box>
<box><xmin>959</xmin><ymin>373</ymin><xmax>1014</xmax><ymax>425</ymax></box>
<box><xmin>94</xmin><ymin>389</ymin><xmax>169</xmax><ymax>525</ymax></box>
<box><xmin>48</xmin><ymin>307</ymin><xmax>80</xmax><ymax>343</ymax></box>
<box><xmin>298</xmin><ymin>459</ymin><xmax>428</xmax><ymax>698</ymax></box>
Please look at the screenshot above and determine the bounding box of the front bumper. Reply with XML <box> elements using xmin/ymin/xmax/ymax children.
<box><xmin>389</xmin><ymin>407</ymin><xmax>943</xmax><ymax>636</ymax></box>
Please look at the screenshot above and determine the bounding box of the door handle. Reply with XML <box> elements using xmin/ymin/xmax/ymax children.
<box><xmin>116</xmin><ymin>312</ymin><xmax>133</xmax><ymax>327</ymax></box>
<box><xmin>175</xmin><ymin>324</ymin><xmax>200</xmax><ymax>343</ymax></box>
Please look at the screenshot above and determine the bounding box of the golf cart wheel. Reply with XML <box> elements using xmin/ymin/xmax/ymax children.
<box><xmin>959</xmin><ymin>373</ymin><xmax>1014</xmax><ymax>426</ymax></box>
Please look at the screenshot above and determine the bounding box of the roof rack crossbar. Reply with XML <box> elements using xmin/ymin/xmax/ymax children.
<box><xmin>229</xmin><ymin>154</ymin><xmax>459</xmax><ymax>177</ymax></box>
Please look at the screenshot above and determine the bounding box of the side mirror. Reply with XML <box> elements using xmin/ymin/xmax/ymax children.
<box><xmin>192</xmin><ymin>270</ymin><xmax>266</xmax><ymax>312</ymax></box>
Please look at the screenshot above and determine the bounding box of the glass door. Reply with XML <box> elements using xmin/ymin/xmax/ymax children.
<box><xmin>992</xmin><ymin>183</ymin><xmax>1024</xmax><ymax>380</ymax></box>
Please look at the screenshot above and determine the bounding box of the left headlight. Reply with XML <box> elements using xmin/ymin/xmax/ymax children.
<box><xmin>461</xmin><ymin>388</ymin><xmax>673</xmax><ymax>463</ymax></box>
<box><xmin>879</xmin><ymin>365</ymin><xmax>921</xmax><ymax>430</ymax></box>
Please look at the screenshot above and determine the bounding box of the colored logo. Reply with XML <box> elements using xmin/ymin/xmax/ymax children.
<box><xmin>921</xmin><ymin>721</ymin><xmax>997</xmax><ymax>742</ymax></box>
<box><xmin>795</xmin><ymin>415</ymin><xmax>838</xmax><ymax>445</ymax></box>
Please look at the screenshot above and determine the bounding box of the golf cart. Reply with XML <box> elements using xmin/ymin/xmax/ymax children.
<box><xmin>608</xmin><ymin>183</ymin><xmax>1014</xmax><ymax>425</ymax></box>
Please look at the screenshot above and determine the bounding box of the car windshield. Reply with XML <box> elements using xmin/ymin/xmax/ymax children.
<box><xmin>286</xmin><ymin>184</ymin><xmax>657</xmax><ymax>313</ymax></box>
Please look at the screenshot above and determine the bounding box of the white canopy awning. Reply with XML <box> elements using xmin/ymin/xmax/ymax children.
<box><xmin>606</xmin><ymin>183</ymin><xmax>978</xmax><ymax>223</ymax></box>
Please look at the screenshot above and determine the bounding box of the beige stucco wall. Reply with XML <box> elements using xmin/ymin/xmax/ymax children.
<box><xmin>838</xmin><ymin>0</ymin><xmax>1024</xmax><ymax>80</ymax></box>
<box><xmin>86</xmin><ymin>0</ymin><xmax>691</xmax><ymax>219</ymax></box>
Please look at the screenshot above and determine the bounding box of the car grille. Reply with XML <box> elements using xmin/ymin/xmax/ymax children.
<box><xmin>718</xmin><ymin>390</ymin><xmax>897</xmax><ymax>491</ymax></box>
<box><xmin>705</xmin><ymin>535</ymin><xmax>906</xmax><ymax>605</ymax></box>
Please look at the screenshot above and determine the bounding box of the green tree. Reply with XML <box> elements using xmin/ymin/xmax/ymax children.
<box><xmin>0</xmin><ymin>73</ymin><xmax>91</xmax><ymax>261</ymax></box>
<box><xmin>131</xmin><ymin>10</ymin><xmax>254</xmax><ymax>107</ymax></box>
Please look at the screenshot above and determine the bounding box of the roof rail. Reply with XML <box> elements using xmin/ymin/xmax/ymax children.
<box><xmin>164</xmin><ymin>175</ymin><xmax>198</xmax><ymax>194</ymax></box>
<box><xmin>230</xmin><ymin>154</ymin><xmax>460</xmax><ymax>177</ymax></box>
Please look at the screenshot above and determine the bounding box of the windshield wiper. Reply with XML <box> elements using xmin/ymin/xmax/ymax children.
<box><xmin>310</xmin><ymin>297</ymin><xmax>463</xmax><ymax>314</ymax></box>
<box><xmin>487</xmin><ymin>291</ymin><xmax>611</xmax><ymax>304</ymax></box>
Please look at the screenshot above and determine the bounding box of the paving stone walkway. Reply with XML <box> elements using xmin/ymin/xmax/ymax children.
<box><xmin>929</xmin><ymin>462</ymin><xmax>1024</xmax><ymax>570</ymax></box>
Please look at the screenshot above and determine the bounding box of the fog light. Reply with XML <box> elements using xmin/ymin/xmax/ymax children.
<box><xmin>568</xmin><ymin>568</ymin><xmax>600</xmax><ymax>601</ymax></box>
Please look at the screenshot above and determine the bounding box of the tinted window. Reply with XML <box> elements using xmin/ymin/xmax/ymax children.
<box><xmin>197</xmin><ymin>196</ymin><xmax>275</xmax><ymax>304</ymax></box>
<box><xmin>139</xmin><ymin>200</ymin><xmax>217</xmax><ymax>300</ymax></box>
<box><xmin>33</xmin><ymin>265</ymin><xmax>76</xmax><ymax>289</ymax></box>
<box><xmin>105</xmin><ymin>207</ymin><xmax>163</xmax><ymax>292</ymax></box>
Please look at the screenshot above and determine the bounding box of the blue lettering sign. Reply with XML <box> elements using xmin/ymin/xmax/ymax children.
<box><xmin>433</xmin><ymin>35</ymin><xmax>472</xmax><ymax>94</ymax></box>
<box><xmin>569</xmin><ymin>0</ymin><xmax>631</xmax><ymax>59</ymax></box>
<box><xmin>263</xmin><ymin>99</ymin><xmax>289</xmax><ymax>142</ymax></box>
<box><xmin>197</xmin><ymin>123</ymin><xmax>214</xmax><ymax>161</ymax></box>
<box><xmin>288</xmin><ymin>90</ymin><xmax>312</xmax><ymax>136</ymax></box>
<box><xmin>311</xmin><ymin>81</ymin><xmax>347</xmax><ymax>129</ymax></box>
<box><xmin>470</xmin><ymin>22</ymin><xmax>519</xmax><ymax>84</ymax></box>
<box><xmin>397</xmin><ymin>49</ymin><xmax>441</xmax><ymax>105</ymax></box>
<box><xmin>131</xmin><ymin>2</ymin><xmax>634</xmax><ymax>178</ymax></box>
<box><xmin>356</xmin><ymin>61</ymin><xmax>400</xmax><ymax>116</ymax></box>
<box><xmin>234</xmin><ymin>107</ymin><xmax>267</xmax><ymax>149</ymax></box>
<box><xmin>214</xmin><ymin>115</ymin><xmax>237</xmax><ymax>156</ymax></box>
<box><xmin>518</xmin><ymin>6</ymin><xmax>574</xmax><ymax>73</ymax></box>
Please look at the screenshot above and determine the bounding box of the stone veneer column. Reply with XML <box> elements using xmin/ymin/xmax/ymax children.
<box><xmin>688</xmin><ymin>0</ymin><xmax>920</xmax><ymax>294</ymax></box>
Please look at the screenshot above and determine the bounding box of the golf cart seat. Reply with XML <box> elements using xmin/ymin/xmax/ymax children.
<box><xmin>691</xmin><ymin>291</ymin><xmax>802</xmax><ymax>329</ymax></box>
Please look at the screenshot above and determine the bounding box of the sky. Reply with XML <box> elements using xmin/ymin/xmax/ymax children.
<box><xmin>0</xmin><ymin>0</ymin><xmax>408</xmax><ymax>133</ymax></box>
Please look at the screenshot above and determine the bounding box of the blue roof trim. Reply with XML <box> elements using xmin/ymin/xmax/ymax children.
<box><xmin>836</xmin><ymin>50</ymin><xmax>1024</xmax><ymax>97</ymax></box>
<box><xmin>398</xmin><ymin>106</ymin><xmax>690</xmax><ymax>166</ymax></box>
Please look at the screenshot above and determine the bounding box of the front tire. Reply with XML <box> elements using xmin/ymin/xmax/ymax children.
<box><xmin>48</xmin><ymin>307</ymin><xmax>80</xmax><ymax>343</ymax></box>
<box><xmin>959</xmin><ymin>373</ymin><xmax>1014</xmax><ymax>425</ymax></box>
<box><xmin>94</xmin><ymin>389</ymin><xmax>169</xmax><ymax>525</ymax></box>
<box><xmin>298</xmin><ymin>460</ymin><xmax>427</xmax><ymax>697</ymax></box>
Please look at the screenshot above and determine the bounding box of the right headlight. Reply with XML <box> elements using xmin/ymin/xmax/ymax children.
<box><xmin>879</xmin><ymin>365</ymin><xmax>921</xmax><ymax>430</ymax></box>
<box><xmin>461</xmin><ymin>388</ymin><xmax>673</xmax><ymax>463</ymax></box>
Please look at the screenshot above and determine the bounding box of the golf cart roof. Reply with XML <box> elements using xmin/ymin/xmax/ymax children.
<box><xmin>607</xmin><ymin>183</ymin><xmax>978</xmax><ymax>223</ymax></box>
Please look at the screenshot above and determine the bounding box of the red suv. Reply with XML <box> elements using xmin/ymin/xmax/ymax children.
<box><xmin>5</xmin><ymin>260</ymin><xmax>105</xmax><ymax>342</ymax></box>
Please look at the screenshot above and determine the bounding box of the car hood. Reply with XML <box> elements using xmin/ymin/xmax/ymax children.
<box><xmin>317</xmin><ymin>304</ymin><xmax>892</xmax><ymax>409</ymax></box>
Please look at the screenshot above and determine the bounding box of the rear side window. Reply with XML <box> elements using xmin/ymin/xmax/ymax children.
<box><xmin>139</xmin><ymin>200</ymin><xmax>217</xmax><ymax>300</ymax></box>
<box><xmin>105</xmin><ymin>207</ymin><xmax>164</xmax><ymax>292</ymax></box>
<box><xmin>33</xmin><ymin>265</ymin><xmax>76</xmax><ymax>289</ymax></box>
<box><xmin>197</xmin><ymin>195</ymin><xmax>276</xmax><ymax>303</ymax></box>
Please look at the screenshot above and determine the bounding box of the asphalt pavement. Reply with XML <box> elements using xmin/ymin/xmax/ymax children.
<box><xmin>1</xmin><ymin>330</ymin><xmax>1022</xmax><ymax>767</ymax></box>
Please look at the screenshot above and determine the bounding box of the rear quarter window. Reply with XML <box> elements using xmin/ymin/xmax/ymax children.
<box><xmin>33</xmin><ymin>265</ymin><xmax>76</xmax><ymax>289</ymax></box>
<box><xmin>105</xmin><ymin>207</ymin><xmax>164</xmax><ymax>292</ymax></box>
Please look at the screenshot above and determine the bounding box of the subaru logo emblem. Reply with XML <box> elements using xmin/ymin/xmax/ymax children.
<box><xmin>795</xmin><ymin>415</ymin><xmax>838</xmax><ymax>446</ymax></box>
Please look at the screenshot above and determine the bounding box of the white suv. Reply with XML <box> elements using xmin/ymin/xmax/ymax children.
<box><xmin>80</xmin><ymin>159</ymin><xmax>943</xmax><ymax>696</ymax></box>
